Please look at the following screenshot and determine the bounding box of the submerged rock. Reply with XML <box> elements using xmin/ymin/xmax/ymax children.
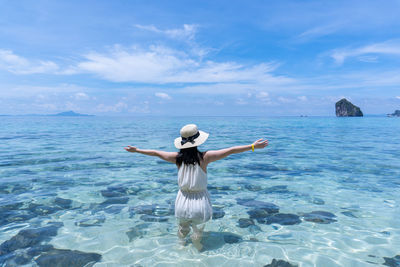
<box><xmin>335</xmin><ymin>98</ymin><xmax>363</xmax><ymax>117</ymax></box>
<box><xmin>237</xmin><ymin>218</ymin><xmax>255</xmax><ymax>228</ymax></box>
<box><xmin>0</xmin><ymin>202</ymin><xmax>24</xmax><ymax>212</ymax></box>
<box><xmin>310</xmin><ymin>197</ymin><xmax>325</xmax><ymax>205</ymax></box>
<box><xmin>0</xmin><ymin>210</ymin><xmax>36</xmax><ymax>226</ymax></box>
<box><xmin>54</xmin><ymin>197</ymin><xmax>72</xmax><ymax>209</ymax></box>
<box><xmin>35</xmin><ymin>248</ymin><xmax>101</xmax><ymax>267</ymax></box>
<box><xmin>0</xmin><ymin>223</ymin><xmax>62</xmax><ymax>255</ymax></box>
<box><xmin>237</xmin><ymin>198</ymin><xmax>279</xmax><ymax>214</ymax></box>
<box><xmin>242</xmin><ymin>184</ymin><xmax>263</xmax><ymax>191</ymax></box>
<box><xmin>28</xmin><ymin>203</ymin><xmax>62</xmax><ymax>216</ymax></box>
<box><xmin>139</xmin><ymin>214</ymin><xmax>169</xmax><ymax>222</ymax></box>
<box><xmin>383</xmin><ymin>255</ymin><xmax>400</xmax><ymax>267</ymax></box>
<box><xmin>207</xmin><ymin>185</ymin><xmax>231</xmax><ymax>191</ymax></box>
<box><xmin>4</xmin><ymin>245</ymin><xmax>54</xmax><ymax>266</ymax></box>
<box><xmin>212</xmin><ymin>207</ymin><xmax>225</xmax><ymax>219</ymax></box>
<box><xmin>264</xmin><ymin>259</ymin><xmax>298</xmax><ymax>267</ymax></box>
<box><xmin>75</xmin><ymin>215</ymin><xmax>105</xmax><ymax>227</ymax></box>
<box><xmin>131</xmin><ymin>204</ymin><xmax>174</xmax><ymax>217</ymax></box>
<box><xmin>223</xmin><ymin>233</ymin><xmax>242</xmax><ymax>244</ymax></box>
<box><xmin>263</xmin><ymin>185</ymin><xmax>290</xmax><ymax>194</ymax></box>
<box><xmin>126</xmin><ymin>223</ymin><xmax>151</xmax><ymax>241</ymax></box>
<box><xmin>341</xmin><ymin>211</ymin><xmax>357</xmax><ymax>218</ymax></box>
<box><xmin>103</xmin><ymin>204</ymin><xmax>125</xmax><ymax>214</ymax></box>
<box><xmin>100</xmin><ymin>196</ymin><xmax>129</xmax><ymax>206</ymax></box>
<box><xmin>301</xmin><ymin>211</ymin><xmax>337</xmax><ymax>224</ymax></box>
<box><xmin>100</xmin><ymin>184</ymin><xmax>140</xmax><ymax>198</ymax></box>
<box><xmin>248</xmin><ymin>209</ymin><xmax>272</xmax><ymax>221</ymax></box>
<box><xmin>258</xmin><ymin>213</ymin><xmax>301</xmax><ymax>225</ymax></box>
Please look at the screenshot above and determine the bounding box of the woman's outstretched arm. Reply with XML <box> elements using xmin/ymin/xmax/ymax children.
<box><xmin>124</xmin><ymin>145</ymin><xmax>178</xmax><ymax>164</ymax></box>
<box><xmin>204</xmin><ymin>139</ymin><xmax>268</xmax><ymax>164</ymax></box>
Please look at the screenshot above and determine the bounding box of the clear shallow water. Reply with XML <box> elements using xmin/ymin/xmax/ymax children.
<box><xmin>0</xmin><ymin>116</ymin><xmax>399</xmax><ymax>267</ymax></box>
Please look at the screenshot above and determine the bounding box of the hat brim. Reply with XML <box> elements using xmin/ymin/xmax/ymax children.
<box><xmin>174</xmin><ymin>130</ymin><xmax>209</xmax><ymax>149</ymax></box>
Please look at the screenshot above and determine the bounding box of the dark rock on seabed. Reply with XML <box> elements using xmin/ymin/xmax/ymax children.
<box><xmin>335</xmin><ymin>98</ymin><xmax>363</xmax><ymax>117</ymax></box>
<box><xmin>258</xmin><ymin>213</ymin><xmax>301</xmax><ymax>225</ymax></box>
<box><xmin>212</xmin><ymin>207</ymin><xmax>225</xmax><ymax>219</ymax></box>
<box><xmin>248</xmin><ymin>209</ymin><xmax>271</xmax><ymax>220</ymax></box>
<box><xmin>223</xmin><ymin>233</ymin><xmax>242</xmax><ymax>244</ymax></box>
<box><xmin>383</xmin><ymin>255</ymin><xmax>400</xmax><ymax>267</ymax></box>
<box><xmin>131</xmin><ymin>204</ymin><xmax>174</xmax><ymax>217</ymax></box>
<box><xmin>263</xmin><ymin>185</ymin><xmax>291</xmax><ymax>194</ymax></box>
<box><xmin>54</xmin><ymin>197</ymin><xmax>72</xmax><ymax>209</ymax></box>
<box><xmin>237</xmin><ymin>218</ymin><xmax>255</xmax><ymax>228</ymax></box>
<box><xmin>301</xmin><ymin>211</ymin><xmax>337</xmax><ymax>224</ymax></box>
<box><xmin>35</xmin><ymin>248</ymin><xmax>101</xmax><ymax>267</ymax></box>
<box><xmin>0</xmin><ymin>210</ymin><xmax>36</xmax><ymax>226</ymax></box>
<box><xmin>126</xmin><ymin>223</ymin><xmax>151</xmax><ymax>241</ymax></box>
<box><xmin>140</xmin><ymin>214</ymin><xmax>169</xmax><ymax>222</ymax></box>
<box><xmin>75</xmin><ymin>215</ymin><xmax>106</xmax><ymax>227</ymax></box>
<box><xmin>264</xmin><ymin>259</ymin><xmax>298</xmax><ymax>267</ymax></box>
<box><xmin>0</xmin><ymin>223</ymin><xmax>63</xmax><ymax>255</ymax></box>
<box><xmin>28</xmin><ymin>203</ymin><xmax>62</xmax><ymax>216</ymax></box>
<box><xmin>237</xmin><ymin>198</ymin><xmax>280</xmax><ymax>214</ymax></box>
<box><xmin>1</xmin><ymin>244</ymin><xmax>54</xmax><ymax>266</ymax></box>
<box><xmin>100</xmin><ymin>196</ymin><xmax>129</xmax><ymax>205</ymax></box>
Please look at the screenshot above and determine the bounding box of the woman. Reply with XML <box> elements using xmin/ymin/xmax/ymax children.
<box><xmin>124</xmin><ymin>124</ymin><xmax>268</xmax><ymax>251</ymax></box>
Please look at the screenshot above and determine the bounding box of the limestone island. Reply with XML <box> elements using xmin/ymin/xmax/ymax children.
<box><xmin>387</xmin><ymin>110</ymin><xmax>400</xmax><ymax>117</ymax></box>
<box><xmin>335</xmin><ymin>98</ymin><xmax>363</xmax><ymax>117</ymax></box>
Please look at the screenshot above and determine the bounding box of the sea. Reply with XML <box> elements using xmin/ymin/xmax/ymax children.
<box><xmin>0</xmin><ymin>115</ymin><xmax>399</xmax><ymax>267</ymax></box>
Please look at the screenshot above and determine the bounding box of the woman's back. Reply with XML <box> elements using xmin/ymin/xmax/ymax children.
<box><xmin>178</xmin><ymin>163</ymin><xmax>208</xmax><ymax>192</ymax></box>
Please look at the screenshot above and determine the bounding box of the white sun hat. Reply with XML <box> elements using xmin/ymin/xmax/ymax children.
<box><xmin>174</xmin><ymin>124</ymin><xmax>209</xmax><ymax>149</ymax></box>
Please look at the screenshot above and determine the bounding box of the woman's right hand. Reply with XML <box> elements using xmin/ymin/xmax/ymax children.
<box><xmin>124</xmin><ymin>145</ymin><xmax>138</xmax><ymax>153</ymax></box>
<box><xmin>253</xmin><ymin>139</ymin><xmax>269</xmax><ymax>149</ymax></box>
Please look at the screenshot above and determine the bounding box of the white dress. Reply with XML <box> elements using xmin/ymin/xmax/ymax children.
<box><xmin>175</xmin><ymin>163</ymin><xmax>213</xmax><ymax>223</ymax></box>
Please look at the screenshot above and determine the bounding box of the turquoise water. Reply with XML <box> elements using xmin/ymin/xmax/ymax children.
<box><xmin>0</xmin><ymin>116</ymin><xmax>399</xmax><ymax>266</ymax></box>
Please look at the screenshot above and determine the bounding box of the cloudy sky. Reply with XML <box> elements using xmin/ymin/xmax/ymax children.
<box><xmin>1</xmin><ymin>0</ymin><xmax>400</xmax><ymax>115</ymax></box>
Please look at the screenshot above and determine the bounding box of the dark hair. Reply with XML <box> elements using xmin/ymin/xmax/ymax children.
<box><xmin>176</xmin><ymin>146</ymin><xmax>204</xmax><ymax>167</ymax></box>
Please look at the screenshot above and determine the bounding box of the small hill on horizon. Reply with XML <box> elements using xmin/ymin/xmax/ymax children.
<box><xmin>51</xmin><ymin>110</ymin><xmax>93</xmax><ymax>116</ymax></box>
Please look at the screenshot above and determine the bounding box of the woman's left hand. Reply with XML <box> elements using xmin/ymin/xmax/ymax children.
<box><xmin>124</xmin><ymin>145</ymin><xmax>138</xmax><ymax>153</ymax></box>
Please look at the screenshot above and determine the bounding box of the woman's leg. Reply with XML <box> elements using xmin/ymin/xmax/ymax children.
<box><xmin>191</xmin><ymin>222</ymin><xmax>205</xmax><ymax>251</ymax></box>
<box><xmin>177</xmin><ymin>219</ymin><xmax>191</xmax><ymax>240</ymax></box>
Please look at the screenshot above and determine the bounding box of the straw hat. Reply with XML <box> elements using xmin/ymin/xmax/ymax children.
<box><xmin>174</xmin><ymin>124</ymin><xmax>209</xmax><ymax>149</ymax></box>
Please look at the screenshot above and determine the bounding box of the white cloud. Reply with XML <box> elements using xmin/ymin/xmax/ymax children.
<box><xmin>95</xmin><ymin>101</ymin><xmax>128</xmax><ymax>112</ymax></box>
<box><xmin>135</xmin><ymin>24</ymin><xmax>197</xmax><ymax>40</ymax></box>
<box><xmin>235</xmin><ymin>98</ymin><xmax>248</xmax><ymax>105</ymax></box>
<box><xmin>0</xmin><ymin>49</ymin><xmax>59</xmax><ymax>74</ymax></box>
<box><xmin>278</xmin><ymin>96</ymin><xmax>295</xmax><ymax>103</ymax></box>
<box><xmin>396</xmin><ymin>96</ymin><xmax>400</xmax><ymax>100</ymax></box>
<box><xmin>129</xmin><ymin>101</ymin><xmax>150</xmax><ymax>113</ymax></box>
<box><xmin>358</xmin><ymin>55</ymin><xmax>378</xmax><ymax>63</ymax></box>
<box><xmin>32</xmin><ymin>103</ymin><xmax>58</xmax><ymax>110</ymax></box>
<box><xmin>256</xmin><ymin>91</ymin><xmax>273</xmax><ymax>105</ymax></box>
<box><xmin>75</xmin><ymin>45</ymin><xmax>294</xmax><ymax>87</ymax></box>
<box><xmin>73</xmin><ymin>92</ymin><xmax>89</xmax><ymax>100</ymax></box>
<box><xmin>257</xmin><ymin>91</ymin><xmax>269</xmax><ymax>98</ymax></box>
<box><xmin>330</xmin><ymin>39</ymin><xmax>400</xmax><ymax>65</ymax></box>
<box><xmin>0</xmin><ymin>84</ymin><xmax>87</xmax><ymax>98</ymax></box>
<box><xmin>155</xmin><ymin>92</ymin><xmax>171</xmax><ymax>100</ymax></box>
<box><xmin>297</xmin><ymin>23</ymin><xmax>343</xmax><ymax>41</ymax></box>
<box><xmin>298</xmin><ymin>96</ymin><xmax>308</xmax><ymax>101</ymax></box>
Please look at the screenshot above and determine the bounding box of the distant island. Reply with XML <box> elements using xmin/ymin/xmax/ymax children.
<box><xmin>335</xmin><ymin>98</ymin><xmax>363</xmax><ymax>117</ymax></box>
<box><xmin>0</xmin><ymin>111</ymin><xmax>94</xmax><ymax>116</ymax></box>
<box><xmin>387</xmin><ymin>110</ymin><xmax>400</xmax><ymax>117</ymax></box>
<box><xmin>51</xmin><ymin>111</ymin><xmax>94</xmax><ymax>116</ymax></box>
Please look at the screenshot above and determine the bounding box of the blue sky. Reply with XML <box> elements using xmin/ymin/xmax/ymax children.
<box><xmin>1</xmin><ymin>0</ymin><xmax>400</xmax><ymax>115</ymax></box>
